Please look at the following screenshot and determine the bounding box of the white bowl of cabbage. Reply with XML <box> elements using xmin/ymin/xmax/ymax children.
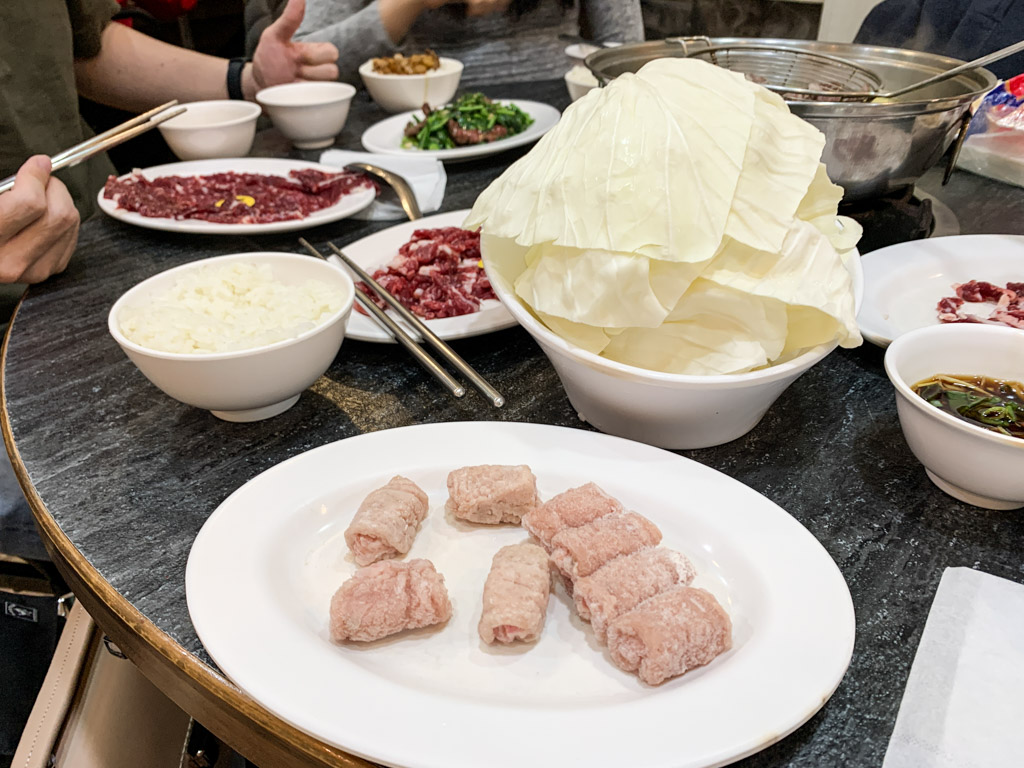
<box><xmin>109</xmin><ymin>252</ymin><xmax>355</xmax><ymax>422</ymax></box>
<box><xmin>471</xmin><ymin>58</ymin><xmax>865</xmax><ymax>449</ymax></box>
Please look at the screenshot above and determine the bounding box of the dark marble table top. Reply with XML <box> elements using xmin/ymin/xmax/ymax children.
<box><xmin>5</xmin><ymin>78</ymin><xmax>1024</xmax><ymax>767</ymax></box>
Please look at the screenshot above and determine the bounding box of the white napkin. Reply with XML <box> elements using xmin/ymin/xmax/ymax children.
<box><xmin>882</xmin><ymin>567</ymin><xmax>1024</xmax><ymax>768</ymax></box>
<box><xmin>319</xmin><ymin>150</ymin><xmax>446</xmax><ymax>221</ymax></box>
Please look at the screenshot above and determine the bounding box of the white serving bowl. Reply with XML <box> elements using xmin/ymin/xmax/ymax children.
<box><xmin>564</xmin><ymin>66</ymin><xmax>599</xmax><ymax>102</ymax></box>
<box><xmin>358</xmin><ymin>57</ymin><xmax>463</xmax><ymax>113</ymax></box>
<box><xmin>156</xmin><ymin>100</ymin><xmax>261</xmax><ymax>160</ymax></box>
<box><xmin>255</xmin><ymin>82</ymin><xmax>356</xmax><ymax>149</ymax></box>
<box><xmin>884</xmin><ymin>324</ymin><xmax>1024</xmax><ymax>510</ymax></box>
<box><xmin>484</xmin><ymin>237</ymin><xmax>864</xmax><ymax>450</ymax></box>
<box><xmin>108</xmin><ymin>252</ymin><xmax>355</xmax><ymax>422</ymax></box>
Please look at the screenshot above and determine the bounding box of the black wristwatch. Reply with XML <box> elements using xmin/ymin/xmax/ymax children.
<box><xmin>227</xmin><ymin>57</ymin><xmax>248</xmax><ymax>100</ymax></box>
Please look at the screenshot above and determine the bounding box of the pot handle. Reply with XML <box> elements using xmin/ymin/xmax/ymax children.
<box><xmin>943</xmin><ymin>110</ymin><xmax>974</xmax><ymax>185</ymax></box>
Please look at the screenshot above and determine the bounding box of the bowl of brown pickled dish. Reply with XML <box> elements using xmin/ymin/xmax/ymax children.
<box><xmin>884</xmin><ymin>323</ymin><xmax>1024</xmax><ymax>510</ymax></box>
<box><xmin>359</xmin><ymin>53</ymin><xmax>463</xmax><ymax>113</ymax></box>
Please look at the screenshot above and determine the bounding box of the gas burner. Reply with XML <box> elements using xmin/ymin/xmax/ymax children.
<box><xmin>838</xmin><ymin>186</ymin><xmax>960</xmax><ymax>254</ymax></box>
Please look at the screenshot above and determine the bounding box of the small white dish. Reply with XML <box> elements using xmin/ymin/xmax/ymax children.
<box><xmin>336</xmin><ymin>209</ymin><xmax>515</xmax><ymax>343</ymax></box>
<box><xmin>256</xmin><ymin>81</ymin><xmax>356</xmax><ymax>149</ymax></box>
<box><xmin>186</xmin><ymin>421</ymin><xmax>855</xmax><ymax>768</ymax></box>
<box><xmin>358</xmin><ymin>57</ymin><xmax>463</xmax><ymax>113</ymax></box>
<box><xmin>156</xmin><ymin>100</ymin><xmax>261</xmax><ymax>161</ymax></box>
<box><xmin>565</xmin><ymin>65</ymin><xmax>599</xmax><ymax>101</ymax></box>
<box><xmin>360</xmin><ymin>99</ymin><xmax>561</xmax><ymax>162</ymax></box>
<box><xmin>108</xmin><ymin>252</ymin><xmax>355</xmax><ymax>422</ymax></box>
<box><xmin>97</xmin><ymin>158</ymin><xmax>376</xmax><ymax>235</ymax></box>
<box><xmin>857</xmin><ymin>234</ymin><xmax>1024</xmax><ymax>347</ymax></box>
<box><xmin>884</xmin><ymin>323</ymin><xmax>1024</xmax><ymax>510</ymax></box>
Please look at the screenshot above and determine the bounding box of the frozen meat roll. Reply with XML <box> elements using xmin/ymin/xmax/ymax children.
<box><xmin>520</xmin><ymin>482</ymin><xmax>623</xmax><ymax>550</ymax></box>
<box><xmin>549</xmin><ymin>511</ymin><xmax>662</xmax><ymax>583</ymax></box>
<box><xmin>446</xmin><ymin>465</ymin><xmax>539</xmax><ymax>525</ymax></box>
<box><xmin>329</xmin><ymin>558</ymin><xmax>453</xmax><ymax>642</ymax></box>
<box><xmin>344</xmin><ymin>476</ymin><xmax>429</xmax><ymax>566</ymax></box>
<box><xmin>606</xmin><ymin>586</ymin><xmax>732</xmax><ymax>686</ymax></box>
<box><xmin>478</xmin><ymin>541</ymin><xmax>551</xmax><ymax>645</ymax></box>
<box><xmin>574</xmin><ymin>547</ymin><xmax>697</xmax><ymax>643</ymax></box>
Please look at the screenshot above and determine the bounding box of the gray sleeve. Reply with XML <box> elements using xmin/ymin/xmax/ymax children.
<box><xmin>295</xmin><ymin>0</ymin><xmax>397</xmax><ymax>85</ymax></box>
<box><xmin>581</xmin><ymin>0</ymin><xmax>645</xmax><ymax>44</ymax></box>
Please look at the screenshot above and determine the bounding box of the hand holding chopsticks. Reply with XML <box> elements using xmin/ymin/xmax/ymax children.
<box><xmin>299</xmin><ymin>238</ymin><xmax>505</xmax><ymax>408</ymax></box>
<box><xmin>0</xmin><ymin>101</ymin><xmax>186</xmax><ymax>195</ymax></box>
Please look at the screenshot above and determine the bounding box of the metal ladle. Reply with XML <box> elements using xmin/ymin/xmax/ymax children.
<box><xmin>344</xmin><ymin>162</ymin><xmax>422</xmax><ymax>221</ymax></box>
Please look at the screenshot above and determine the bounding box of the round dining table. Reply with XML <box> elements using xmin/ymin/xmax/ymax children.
<box><xmin>3</xmin><ymin>78</ymin><xmax>1024</xmax><ymax>768</ymax></box>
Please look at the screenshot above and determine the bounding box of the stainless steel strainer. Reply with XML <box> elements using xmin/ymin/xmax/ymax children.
<box><xmin>673</xmin><ymin>37</ymin><xmax>882</xmax><ymax>101</ymax></box>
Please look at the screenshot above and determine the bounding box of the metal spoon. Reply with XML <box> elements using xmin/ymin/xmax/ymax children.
<box><xmin>344</xmin><ymin>162</ymin><xmax>422</xmax><ymax>221</ymax></box>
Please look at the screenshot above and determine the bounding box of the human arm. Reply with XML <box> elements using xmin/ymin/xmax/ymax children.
<box><xmin>0</xmin><ymin>158</ymin><xmax>79</xmax><ymax>285</ymax></box>
<box><xmin>580</xmin><ymin>0</ymin><xmax>644</xmax><ymax>44</ymax></box>
<box><xmin>294</xmin><ymin>0</ymin><xmax>510</xmax><ymax>84</ymax></box>
<box><xmin>74</xmin><ymin>0</ymin><xmax>338</xmax><ymax>113</ymax></box>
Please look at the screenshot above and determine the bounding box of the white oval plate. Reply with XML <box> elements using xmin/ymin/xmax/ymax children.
<box><xmin>337</xmin><ymin>209</ymin><xmax>514</xmax><ymax>343</ymax></box>
<box><xmin>186</xmin><ymin>422</ymin><xmax>855</xmax><ymax>768</ymax></box>
<box><xmin>857</xmin><ymin>234</ymin><xmax>1024</xmax><ymax>347</ymax></box>
<box><xmin>97</xmin><ymin>158</ymin><xmax>376</xmax><ymax>235</ymax></box>
<box><xmin>360</xmin><ymin>99</ymin><xmax>561</xmax><ymax>162</ymax></box>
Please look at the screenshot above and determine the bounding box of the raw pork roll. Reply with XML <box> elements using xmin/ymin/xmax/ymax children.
<box><xmin>329</xmin><ymin>558</ymin><xmax>452</xmax><ymax>642</ymax></box>
<box><xmin>344</xmin><ymin>476</ymin><xmax>429</xmax><ymax>566</ymax></box>
<box><xmin>606</xmin><ymin>586</ymin><xmax>732</xmax><ymax>686</ymax></box>
<box><xmin>446</xmin><ymin>465</ymin><xmax>539</xmax><ymax>524</ymax></box>
<box><xmin>549</xmin><ymin>512</ymin><xmax>662</xmax><ymax>583</ymax></box>
<box><xmin>574</xmin><ymin>547</ymin><xmax>697</xmax><ymax>643</ymax></box>
<box><xmin>520</xmin><ymin>483</ymin><xmax>623</xmax><ymax>550</ymax></box>
<box><xmin>478</xmin><ymin>541</ymin><xmax>551</xmax><ymax>644</ymax></box>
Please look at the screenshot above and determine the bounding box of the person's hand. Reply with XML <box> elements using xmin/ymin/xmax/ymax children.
<box><xmin>250</xmin><ymin>0</ymin><xmax>340</xmax><ymax>93</ymax></box>
<box><xmin>0</xmin><ymin>156</ymin><xmax>79</xmax><ymax>284</ymax></box>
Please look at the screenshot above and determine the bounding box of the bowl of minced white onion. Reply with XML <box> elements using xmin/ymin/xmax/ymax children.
<box><xmin>108</xmin><ymin>252</ymin><xmax>355</xmax><ymax>422</ymax></box>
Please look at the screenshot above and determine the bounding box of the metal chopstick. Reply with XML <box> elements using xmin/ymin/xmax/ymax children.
<box><xmin>326</xmin><ymin>242</ymin><xmax>506</xmax><ymax>408</ymax></box>
<box><xmin>0</xmin><ymin>101</ymin><xmax>185</xmax><ymax>195</ymax></box>
<box><xmin>298</xmin><ymin>238</ymin><xmax>466</xmax><ymax>400</ymax></box>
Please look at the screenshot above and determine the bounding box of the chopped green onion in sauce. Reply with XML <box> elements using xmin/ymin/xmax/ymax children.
<box><xmin>912</xmin><ymin>374</ymin><xmax>1024</xmax><ymax>439</ymax></box>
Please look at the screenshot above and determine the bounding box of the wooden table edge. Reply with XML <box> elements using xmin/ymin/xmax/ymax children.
<box><xmin>1</xmin><ymin>298</ymin><xmax>374</xmax><ymax>768</ymax></box>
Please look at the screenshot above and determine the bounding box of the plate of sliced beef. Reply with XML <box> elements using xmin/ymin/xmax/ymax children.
<box><xmin>857</xmin><ymin>234</ymin><xmax>1024</xmax><ymax>347</ymax></box>
<box><xmin>360</xmin><ymin>99</ymin><xmax>561</xmax><ymax>162</ymax></box>
<box><xmin>97</xmin><ymin>158</ymin><xmax>377</xmax><ymax>235</ymax></box>
<box><xmin>337</xmin><ymin>209</ymin><xmax>516</xmax><ymax>343</ymax></box>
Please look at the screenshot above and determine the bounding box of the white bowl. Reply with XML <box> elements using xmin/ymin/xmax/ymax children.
<box><xmin>156</xmin><ymin>100</ymin><xmax>261</xmax><ymax>161</ymax></box>
<box><xmin>884</xmin><ymin>324</ymin><xmax>1024</xmax><ymax>510</ymax></box>
<box><xmin>108</xmin><ymin>252</ymin><xmax>355</xmax><ymax>422</ymax></box>
<box><xmin>564</xmin><ymin>43</ymin><xmax>602</xmax><ymax>66</ymax></box>
<box><xmin>484</xmin><ymin>237</ymin><xmax>864</xmax><ymax>450</ymax></box>
<box><xmin>564</xmin><ymin>66</ymin><xmax>599</xmax><ymax>102</ymax></box>
<box><xmin>358</xmin><ymin>57</ymin><xmax>463</xmax><ymax>113</ymax></box>
<box><xmin>255</xmin><ymin>82</ymin><xmax>355</xmax><ymax>149</ymax></box>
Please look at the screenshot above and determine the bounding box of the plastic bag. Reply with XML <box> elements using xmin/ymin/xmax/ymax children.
<box><xmin>957</xmin><ymin>74</ymin><xmax>1024</xmax><ymax>187</ymax></box>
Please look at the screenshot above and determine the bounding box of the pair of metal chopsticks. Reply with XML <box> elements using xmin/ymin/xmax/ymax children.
<box><xmin>299</xmin><ymin>237</ymin><xmax>505</xmax><ymax>408</ymax></box>
<box><xmin>0</xmin><ymin>100</ymin><xmax>186</xmax><ymax>195</ymax></box>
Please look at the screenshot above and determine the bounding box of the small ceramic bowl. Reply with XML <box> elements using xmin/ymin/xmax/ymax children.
<box><xmin>564</xmin><ymin>66</ymin><xmax>599</xmax><ymax>102</ymax></box>
<box><xmin>108</xmin><ymin>252</ymin><xmax>355</xmax><ymax>422</ymax></box>
<box><xmin>484</xmin><ymin>235</ymin><xmax>863</xmax><ymax>450</ymax></box>
<box><xmin>156</xmin><ymin>100</ymin><xmax>261</xmax><ymax>160</ymax></box>
<box><xmin>256</xmin><ymin>82</ymin><xmax>356</xmax><ymax>149</ymax></box>
<box><xmin>884</xmin><ymin>323</ymin><xmax>1024</xmax><ymax>510</ymax></box>
<box><xmin>358</xmin><ymin>57</ymin><xmax>463</xmax><ymax>113</ymax></box>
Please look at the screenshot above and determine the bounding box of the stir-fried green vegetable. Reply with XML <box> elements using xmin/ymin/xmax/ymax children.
<box><xmin>402</xmin><ymin>93</ymin><xmax>534</xmax><ymax>150</ymax></box>
<box><xmin>913</xmin><ymin>374</ymin><xmax>1024</xmax><ymax>439</ymax></box>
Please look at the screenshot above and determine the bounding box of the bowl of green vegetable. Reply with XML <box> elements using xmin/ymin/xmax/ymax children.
<box><xmin>885</xmin><ymin>323</ymin><xmax>1024</xmax><ymax>510</ymax></box>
